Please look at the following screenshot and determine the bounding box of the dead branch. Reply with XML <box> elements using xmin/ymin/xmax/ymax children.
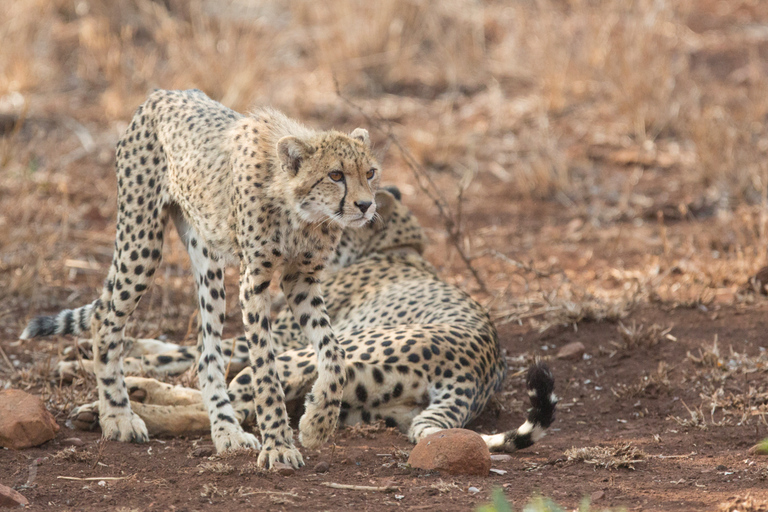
<box><xmin>334</xmin><ymin>79</ymin><xmax>489</xmax><ymax>295</ymax></box>
<box><xmin>320</xmin><ymin>482</ymin><xmax>398</xmax><ymax>492</ymax></box>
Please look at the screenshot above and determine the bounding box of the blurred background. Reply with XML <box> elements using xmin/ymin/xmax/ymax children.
<box><xmin>3</xmin><ymin>0</ymin><xmax>768</xmax><ymax>331</ymax></box>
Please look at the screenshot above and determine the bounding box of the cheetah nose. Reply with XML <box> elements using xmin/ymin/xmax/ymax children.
<box><xmin>355</xmin><ymin>200</ymin><xmax>372</xmax><ymax>214</ymax></box>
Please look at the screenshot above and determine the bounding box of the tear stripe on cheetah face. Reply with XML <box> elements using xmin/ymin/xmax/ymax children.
<box><xmin>36</xmin><ymin>187</ymin><xmax>557</xmax><ymax>452</ymax></box>
<box><xmin>21</xmin><ymin>89</ymin><xmax>381</xmax><ymax>468</ymax></box>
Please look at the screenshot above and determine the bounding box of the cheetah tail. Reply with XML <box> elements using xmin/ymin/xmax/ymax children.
<box><xmin>484</xmin><ymin>361</ymin><xmax>557</xmax><ymax>452</ymax></box>
<box><xmin>19</xmin><ymin>301</ymin><xmax>97</xmax><ymax>339</ymax></box>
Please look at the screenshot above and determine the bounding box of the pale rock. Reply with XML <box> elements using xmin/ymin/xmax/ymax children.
<box><xmin>556</xmin><ymin>341</ymin><xmax>586</xmax><ymax>360</ymax></box>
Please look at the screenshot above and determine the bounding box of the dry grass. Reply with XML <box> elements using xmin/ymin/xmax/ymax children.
<box><xmin>565</xmin><ymin>442</ymin><xmax>648</xmax><ymax>470</ymax></box>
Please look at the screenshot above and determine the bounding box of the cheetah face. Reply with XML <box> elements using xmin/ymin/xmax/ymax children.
<box><xmin>329</xmin><ymin>187</ymin><xmax>427</xmax><ymax>269</ymax></box>
<box><xmin>278</xmin><ymin>128</ymin><xmax>380</xmax><ymax>228</ymax></box>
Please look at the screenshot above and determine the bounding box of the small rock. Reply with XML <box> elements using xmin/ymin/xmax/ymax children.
<box><xmin>61</xmin><ymin>437</ymin><xmax>84</xmax><ymax>447</ymax></box>
<box><xmin>468</xmin><ymin>486</ymin><xmax>480</xmax><ymax>494</ymax></box>
<box><xmin>408</xmin><ymin>428</ymin><xmax>491</xmax><ymax>476</ymax></box>
<box><xmin>0</xmin><ymin>483</ymin><xmax>29</xmax><ymax>508</ymax></box>
<box><xmin>591</xmin><ymin>490</ymin><xmax>605</xmax><ymax>502</ymax></box>
<box><xmin>191</xmin><ymin>445</ymin><xmax>214</xmax><ymax>458</ymax></box>
<box><xmin>557</xmin><ymin>341</ymin><xmax>586</xmax><ymax>360</ymax></box>
<box><xmin>490</xmin><ymin>454</ymin><xmax>512</xmax><ymax>463</ymax></box>
<box><xmin>313</xmin><ymin>461</ymin><xmax>330</xmax><ymax>473</ymax></box>
<box><xmin>0</xmin><ymin>390</ymin><xmax>59</xmax><ymax>449</ymax></box>
<box><xmin>273</xmin><ymin>462</ymin><xmax>295</xmax><ymax>476</ymax></box>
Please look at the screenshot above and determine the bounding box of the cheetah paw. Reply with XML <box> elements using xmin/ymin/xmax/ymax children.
<box><xmin>212</xmin><ymin>424</ymin><xmax>261</xmax><ymax>454</ymax></box>
<box><xmin>100</xmin><ymin>411</ymin><xmax>150</xmax><ymax>444</ymax></box>
<box><xmin>257</xmin><ymin>443</ymin><xmax>304</xmax><ymax>470</ymax></box>
<box><xmin>298</xmin><ymin>390</ymin><xmax>341</xmax><ymax>450</ymax></box>
<box><xmin>68</xmin><ymin>401</ymin><xmax>100</xmax><ymax>431</ymax></box>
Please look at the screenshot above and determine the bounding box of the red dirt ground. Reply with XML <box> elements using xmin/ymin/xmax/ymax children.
<box><xmin>3</xmin><ymin>258</ymin><xmax>768</xmax><ymax>510</ymax></box>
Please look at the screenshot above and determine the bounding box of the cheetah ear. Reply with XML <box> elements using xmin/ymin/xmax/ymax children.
<box><xmin>350</xmin><ymin>128</ymin><xmax>370</xmax><ymax>148</ymax></box>
<box><xmin>277</xmin><ymin>136</ymin><xmax>313</xmax><ymax>175</ymax></box>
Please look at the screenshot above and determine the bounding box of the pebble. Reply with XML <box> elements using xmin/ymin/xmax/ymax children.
<box><xmin>490</xmin><ymin>454</ymin><xmax>512</xmax><ymax>463</ymax></box>
<box><xmin>273</xmin><ymin>462</ymin><xmax>295</xmax><ymax>476</ymax></box>
<box><xmin>61</xmin><ymin>437</ymin><xmax>84</xmax><ymax>447</ymax></box>
<box><xmin>556</xmin><ymin>341</ymin><xmax>586</xmax><ymax>360</ymax></box>
<box><xmin>190</xmin><ymin>445</ymin><xmax>214</xmax><ymax>458</ymax></box>
<box><xmin>313</xmin><ymin>461</ymin><xmax>330</xmax><ymax>473</ymax></box>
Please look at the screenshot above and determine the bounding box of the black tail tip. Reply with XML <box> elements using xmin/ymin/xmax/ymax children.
<box><xmin>526</xmin><ymin>361</ymin><xmax>557</xmax><ymax>428</ymax></box>
<box><xmin>20</xmin><ymin>316</ymin><xmax>57</xmax><ymax>339</ymax></box>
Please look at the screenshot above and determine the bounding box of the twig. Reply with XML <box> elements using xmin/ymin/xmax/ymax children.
<box><xmin>334</xmin><ymin>78</ymin><xmax>488</xmax><ymax>295</ymax></box>
<box><xmin>238</xmin><ymin>489</ymin><xmax>300</xmax><ymax>497</ymax></box>
<box><xmin>91</xmin><ymin>437</ymin><xmax>107</xmax><ymax>469</ymax></box>
<box><xmin>655</xmin><ymin>452</ymin><xmax>696</xmax><ymax>459</ymax></box>
<box><xmin>320</xmin><ymin>482</ymin><xmax>397</xmax><ymax>492</ymax></box>
<box><xmin>57</xmin><ymin>476</ymin><xmax>131</xmax><ymax>481</ymax></box>
<box><xmin>0</xmin><ymin>343</ymin><xmax>15</xmax><ymax>373</ymax></box>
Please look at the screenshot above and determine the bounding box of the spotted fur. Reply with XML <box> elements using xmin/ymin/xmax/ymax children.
<box><xmin>21</xmin><ymin>89</ymin><xmax>381</xmax><ymax>469</ymax></box>
<box><xmin>28</xmin><ymin>188</ymin><xmax>556</xmax><ymax>451</ymax></box>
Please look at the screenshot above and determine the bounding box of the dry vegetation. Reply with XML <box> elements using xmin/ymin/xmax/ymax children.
<box><xmin>3</xmin><ymin>0</ymin><xmax>768</xmax><ymax>509</ymax></box>
<box><xmin>3</xmin><ymin>0</ymin><xmax>768</xmax><ymax>325</ymax></box>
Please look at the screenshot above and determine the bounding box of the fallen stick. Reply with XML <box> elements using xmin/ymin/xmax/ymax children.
<box><xmin>57</xmin><ymin>476</ymin><xmax>130</xmax><ymax>481</ymax></box>
<box><xmin>320</xmin><ymin>482</ymin><xmax>397</xmax><ymax>492</ymax></box>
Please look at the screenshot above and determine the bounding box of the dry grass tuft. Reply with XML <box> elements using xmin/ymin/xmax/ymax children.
<box><xmin>617</xmin><ymin>321</ymin><xmax>673</xmax><ymax>349</ymax></box>
<box><xmin>565</xmin><ymin>442</ymin><xmax>648</xmax><ymax>470</ymax></box>
<box><xmin>612</xmin><ymin>361</ymin><xmax>672</xmax><ymax>399</ymax></box>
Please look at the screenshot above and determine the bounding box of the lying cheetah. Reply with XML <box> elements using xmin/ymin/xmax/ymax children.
<box><xmin>21</xmin><ymin>89</ymin><xmax>381</xmax><ymax>468</ymax></box>
<box><xmin>24</xmin><ymin>188</ymin><xmax>557</xmax><ymax>452</ymax></box>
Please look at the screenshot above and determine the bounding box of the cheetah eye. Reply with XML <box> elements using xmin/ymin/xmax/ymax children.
<box><xmin>328</xmin><ymin>170</ymin><xmax>344</xmax><ymax>182</ymax></box>
<box><xmin>366</xmin><ymin>168</ymin><xmax>376</xmax><ymax>180</ymax></box>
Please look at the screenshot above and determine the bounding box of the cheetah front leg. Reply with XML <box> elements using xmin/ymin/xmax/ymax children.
<box><xmin>281</xmin><ymin>266</ymin><xmax>345</xmax><ymax>450</ymax></box>
<box><xmin>174</xmin><ymin>213</ymin><xmax>260</xmax><ymax>454</ymax></box>
<box><xmin>240</xmin><ymin>263</ymin><xmax>304</xmax><ymax>469</ymax></box>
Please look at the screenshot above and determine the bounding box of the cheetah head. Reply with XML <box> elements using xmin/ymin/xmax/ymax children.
<box><xmin>329</xmin><ymin>186</ymin><xmax>427</xmax><ymax>269</ymax></box>
<box><xmin>277</xmin><ymin>128</ymin><xmax>380</xmax><ymax>228</ymax></box>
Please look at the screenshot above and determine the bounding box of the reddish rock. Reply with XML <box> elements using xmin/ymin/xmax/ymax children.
<box><xmin>0</xmin><ymin>389</ymin><xmax>59</xmax><ymax>450</ymax></box>
<box><xmin>272</xmin><ymin>462</ymin><xmax>295</xmax><ymax>476</ymax></box>
<box><xmin>557</xmin><ymin>341</ymin><xmax>586</xmax><ymax>360</ymax></box>
<box><xmin>0</xmin><ymin>483</ymin><xmax>29</xmax><ymax>508</ymax></box>
<box><xmin>407</xmin><ymin>429</ymin><xmax>491</xmax><ymax>476</ymax></box>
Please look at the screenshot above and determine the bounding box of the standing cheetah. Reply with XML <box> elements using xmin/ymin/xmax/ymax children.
<box><xmin>22</xmin><ymin>89</ymin><xmax>381</xmax><ymax>468</ymax></box>
<box><xmin>24</xmin><ymin>188</ymin><xmax>557</xmax><ymax>453</ymax></box>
